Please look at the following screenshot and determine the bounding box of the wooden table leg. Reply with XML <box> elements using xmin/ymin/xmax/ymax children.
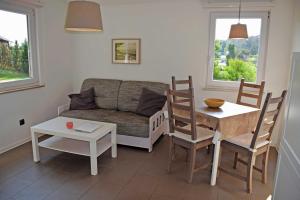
<box><xmin>31</xmin><ymin>129</ymin><xmax>40</xmax><ymax>162</ymax></box>
<box><xmin>90</xmin><ymin>140</ymin><xmax>98</xmax><ymax>176</ymax></box>
<box><xmin>211</xmin><ymin>131</ymin><xmax>222</xmax><ymax>186</ymax></box>
<box><xmin>111</xmin><ymin>127</ymin><xmax>117</xmax><ymax>158</ymax></box>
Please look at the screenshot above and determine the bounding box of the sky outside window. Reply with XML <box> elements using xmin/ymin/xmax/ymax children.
<box><xmin>0</xmin><ymin>10</ymin><xmax>28</xmax><ymax>43</ymax></box>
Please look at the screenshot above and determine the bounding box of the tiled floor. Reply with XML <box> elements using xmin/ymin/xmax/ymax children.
<box><xmin>0</xmin><ymin>135</ymin><xmax>277</xmax><ymax>200</ymax></box>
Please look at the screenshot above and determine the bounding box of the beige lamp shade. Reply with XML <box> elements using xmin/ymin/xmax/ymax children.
<box><xmin>229</xmin><ymin>23</ymin><xmax>248</xmax><ymax>39</ymax></box>
<box><xmin>65</xmin><ymin>1</ymin><xmax>103</xmax><ymax>32</ymax></box>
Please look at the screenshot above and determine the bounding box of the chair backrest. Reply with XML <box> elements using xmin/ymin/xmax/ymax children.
<box><xmin>167</xmin><ymin>77</ymin><xmax>197</xmax><ymax>140</ymax></box>
<box><xmin>171</xmin><ymin>76</ymin><xmax>193</xmax><ymax>102</ymax></box>
<box><xmin>172</xmin><ymin>76</ymin><xmax>193</xmax><ymax>89</ymax></box>
<box><xmin>250</xmin><ymin>90</ymin><xmax>287</xmax><ymax>149</ymax></box>
<box><xmin>237</xmin><ymin>79</ymin><xmax>265</xmax><ymax>108</ymax></box>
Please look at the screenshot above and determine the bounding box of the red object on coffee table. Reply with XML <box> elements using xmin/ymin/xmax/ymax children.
<box><xmin>66</xmin><ymin>121</ymin><xmax>73</xmax><ymax>129</ymax></box>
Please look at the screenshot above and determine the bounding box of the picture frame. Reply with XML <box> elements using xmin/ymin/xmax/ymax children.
<box><xmin>112</xmin><ymin>38</ymin><xmax>141</xmax><ymax>64</ymax></box>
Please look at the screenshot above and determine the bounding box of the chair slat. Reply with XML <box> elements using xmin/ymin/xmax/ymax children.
<box><xmin>171</xmin><ymin>102</ymin><xmax>191</xmax><ymax>111</ymax></box>
<box><xmin>170</xmin><ymin>90</ymin><xmax>192</xmax><ymax>98</ymax></box>
<box><xmin>241</xmin><ymin>92</ymin><xmax>260</xmax><ymax>99</ymax></box>
<box><xmin>243</xmin><ymin>82</ymin><xmax>263</xmax><ymax>89</ymax></box>
<box><xmin>173</xmin><ymin>114</ymin><xmax>192</xmax><ymax>124</ymax></box>
<box><xmin>174</xmin><ymin>99</ymin><xmax>190</xmax><ymax>104</ymax></box>
<box><xmin>174</xmin><ymin>126</ymin><xmax>192</xmax><ymax>135</ymax></box>
<box><xmin>257</xmin><ymin>133</ymin><xmax>270</xmax><ymax>140</ymax></box>
<box><xmin>175</xmin><ymin>80</ymin><xmax>190</xmax><ymax>84</ymax></box>
<box><xmin>262</xmin><ymin>121</ymin><xmax>274</xmax><ymax>132</ymax></box>
<box><xmin>269</xmin><ymin>97</ymin><xmax>283</xmax><ymax>104</ymax></box>
<box><xmin>265</xmin><ymin>109</ymin><xmax>279</xmax><ymax>118</ymax></box>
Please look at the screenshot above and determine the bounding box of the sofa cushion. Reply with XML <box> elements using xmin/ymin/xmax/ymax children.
<box><xmin>60</xmin><ymin>109</ymin><xmax>149</xmax><ymax>138</ymax></box>
<box><xmin>136</xmin><ymin>88</ymin><xmax>167</xmax><ymax>117</ymax></box>
<box><xmin>102</xmin><ymin>111</ymin><xmax>149</xmax><ymax>138</ymax></box>
<box><xmin>117</xmin><ymin>81</ymin><xmax>169</xmax><ymax>113</ymax></box>
<box><xmin>69</xmin><ymin>88</ymin><xmax>98</xmax><ymax>110</ymax></box>
<box><xmin>81</xmin><ymin>79</ymin><xmax>121</xmax><ymax>110</ymax></box>
<box><xmin>60</xmin><ymin>109</ymin><xmax>116</xmax><ymax>122</ymax></box>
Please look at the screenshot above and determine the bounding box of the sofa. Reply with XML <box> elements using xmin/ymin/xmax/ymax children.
<box><xmin>58</xmin><ymin>78</ymin><xmax>169</xmax><ymax>152</ymax></box>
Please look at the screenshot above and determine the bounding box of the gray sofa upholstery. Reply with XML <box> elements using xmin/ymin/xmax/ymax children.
<box><xmin>60</xmin><ymin>79</ymin><xmax>169</xmax><ymax>140</ymax></box>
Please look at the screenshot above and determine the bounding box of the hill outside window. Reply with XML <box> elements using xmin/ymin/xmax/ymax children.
<box><xmin>207</xmin><ymin>11</ymin><xmax>269</xmax><ymax>89</ymax></box>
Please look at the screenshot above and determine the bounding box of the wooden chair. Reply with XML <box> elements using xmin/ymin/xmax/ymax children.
<box><xmin>172</xmin><ymin>76</ymin><xmax>213</xmax><ymax>129</ymax></box>
<box><xmin>171</xmin><ymin>76</ymin><xmax>193</xmax><ymax>127</ymax></box>
<box><xmin>237</xmin><ymin>79</ymin><xmax>265</xmax><ymax>108</ymax></box>
<box><xmin>167</xmin><ymin>80</ymin><xmax>214</xmax><ymax>183</ymax></box>
<box><xmin>219</xmin><ymin>90</ymin><xmax>287</xmax><ymax>193</ymax></box>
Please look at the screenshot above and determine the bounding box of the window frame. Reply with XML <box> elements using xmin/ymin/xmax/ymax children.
<box><xmin>206</xmin><ymin>11</ymin><xmax>269</xmax><ymax>89</ymax></box>
<box><xmin>0</xmin><ymin>2</ymin><xmax>41</xmax><ymax>91</ymax></box>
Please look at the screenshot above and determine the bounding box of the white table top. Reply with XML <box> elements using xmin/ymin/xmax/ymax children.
<box><xmin>31</xmin><ymin>117</ymin><xmax>116</xmax><ymax>141</ymax></box>
<box><xmin>197</xmin><ymin>102</ymin><xmax>259</xmax><ymax>119</ymax></box>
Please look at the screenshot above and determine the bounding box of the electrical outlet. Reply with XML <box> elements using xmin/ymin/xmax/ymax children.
<box><xmin>19</xmin><ymin>119</ymin><xmax>25</xmax><ymax>126</ymax></box>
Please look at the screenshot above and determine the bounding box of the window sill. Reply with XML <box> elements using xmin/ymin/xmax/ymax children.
<box><xmin>0</xmin><ymin>83</ymin><xmax>45</xmax><ymax>95</ymax></box>
<box><xmin>203</xmin><ymin>85</ymin><xmax>265</xmax><ymax>94</ymax></box>
<box><xmin>203</xmin><ymin>86</ymin><xmax>239</xmax><ymax>92</ymax></box>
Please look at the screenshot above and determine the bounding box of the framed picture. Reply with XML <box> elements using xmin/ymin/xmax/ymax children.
<box><xmin>112</xmin><ymin>39</ymin><xmax>141</xmax><ymax>64</ymax></box>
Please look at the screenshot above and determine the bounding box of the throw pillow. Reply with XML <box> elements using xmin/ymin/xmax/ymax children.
<box><xmin>69</xmin><ymin>88</ymin><xmax>98</xmax><ymax>110</ymax></box>
<box><xmin>136</xmin><ymin>88</ymin><xmax>167</xmax><ymax>117</ymax></box>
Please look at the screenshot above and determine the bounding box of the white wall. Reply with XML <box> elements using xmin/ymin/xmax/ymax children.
<box><xmin>70</xmin><ymin>0</ymin><xmax>295</xmax><ymax>147</ymax></box>
<box><xmin>292</xmin><ymin>0</ymin><xmax>300</xmax><ymax>52</ymax></box>
<box><xmin>0</xmin><ymin>0</ymin><xmax>73</xmax><ymax>153</ymax></box>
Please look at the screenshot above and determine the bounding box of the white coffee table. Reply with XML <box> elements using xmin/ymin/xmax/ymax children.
<box><xmin>30</xmin><ymin>117</ymin><xmax>117</xmax><ymax>175</ymax></box>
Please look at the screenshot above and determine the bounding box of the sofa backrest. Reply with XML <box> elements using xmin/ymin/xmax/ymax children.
<box><xmin>117</xmin><ymin>81</ymin><xmax>169</xmax><ymax>112</ymax></box>
<box><xmin>81</xmin><ymin>78</ymin><xmax>122</xmax><ymax>110</ymax></box>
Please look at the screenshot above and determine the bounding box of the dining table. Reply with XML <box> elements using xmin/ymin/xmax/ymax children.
<box><xmin>174</xmin><ymin>101</ymin><xmax>260</xmax><ymax>186</ymax></box>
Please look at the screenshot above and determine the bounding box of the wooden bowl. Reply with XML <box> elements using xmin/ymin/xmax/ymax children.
<box><xmin>204</xmin><ymin>98</ymin><xmax>225</xmax><ymax>108</ymax></box>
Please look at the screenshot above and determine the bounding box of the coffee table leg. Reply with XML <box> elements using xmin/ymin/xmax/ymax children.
<box><xmin>90</xmin><ymin>140</ymin><xmax>98</xmax><ymax>175</ymax></box>
<box><xmin>31</xmin><ymin>129</ymin><xmax>40</xmax><ymax>162</ymax></box>
<box><xmin>111</xmin><ymin>127</ymin><xmax>117</xmax><ymax>158</ymax></box>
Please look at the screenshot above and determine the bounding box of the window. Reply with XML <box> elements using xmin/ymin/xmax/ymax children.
<box><xmin>0</xmin><ymin>2</ymin><xmax>40</xmax><ymax>91</ymax></box>
<box><xmin>207</xmin><ymin>11</ymin><xmax>269</xmax><ymax>89</ymax></box>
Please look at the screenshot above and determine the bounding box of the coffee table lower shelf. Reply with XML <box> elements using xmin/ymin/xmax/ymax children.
<box><xmin>39</xmin><ymin>134</ymin><xmax>112</xmax><ymax>157</ymax></box>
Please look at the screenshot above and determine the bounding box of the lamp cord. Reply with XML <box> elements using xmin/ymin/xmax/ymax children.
<box><xmin>238</xmin><ymin>0</ymin><xmax>242</xmax><ymax>23</ymax></box>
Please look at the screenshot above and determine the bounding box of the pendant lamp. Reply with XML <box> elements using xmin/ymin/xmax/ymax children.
<box><xmin>229</xmin><ymin>0</ymin><xmax>248</xmax><ymax>39</ymax></box>
<box><xmin>65</xmin><ymin>1</ymin><xmax>103</xmax><ymax>32</ymax></box>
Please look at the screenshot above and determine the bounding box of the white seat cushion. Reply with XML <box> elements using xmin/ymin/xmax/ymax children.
<box><xmin>168</xmin><ymin>125</ymin><xmax>214</xmax><ymax>143</ymax></box>
<box><xmin>224</xmin><ymin>133</ymin><xmax>270</xmax><ymax>152</ymax></box>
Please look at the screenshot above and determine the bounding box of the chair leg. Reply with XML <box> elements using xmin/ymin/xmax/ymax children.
<box><xmin>207</xmin><ymin>145</ymin><xmax>211</xmax><ymax>155</ymax></box>
<box><xmin>246</xmin><ymin>153</ymin><xmax>255</xmax><ymax>193</ymax></box>
<box><xmin>233</xmin><ymin>152</ymin><xmax>239</xmax><ymax>169</ymax></box>
<box><xmin>262</xmin><ymin>147</ymin><xmax>270</xmax><ymax>184</ymax></box>
<box><xmin>167</xmin><ymin>136</ymin><xmax>174</xmax><ymax>173</ymax></box>
<box><xmin>188</xmin><ymin>145</ymin><xmax>196</xmax><ymax>183</ymax></box>
<box><xmin>185</xmin><ymin>148</ymin><xmax>189</xmax><ymax>163</ymax></box>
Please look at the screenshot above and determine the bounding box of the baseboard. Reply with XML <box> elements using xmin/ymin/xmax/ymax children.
<box><xmin>0</xmin><ymin>137</ymin><xmax>32</xmax><ymax>155</ymax></box>
<box><xmin>0</xmin><ymin>133</ymin><xmax>45</xmax><ymax>155</ymax></box>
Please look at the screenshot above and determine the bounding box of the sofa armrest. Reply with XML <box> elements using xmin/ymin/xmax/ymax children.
<box><xmin>149</xmin><ymin>103</ymin><xmax>169</xmax><ymax>135</ymax></box>
<box><xmin>58</xmin><ymin>103</ymin><xmax>70</xmax><ymax>116</ymax></box>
